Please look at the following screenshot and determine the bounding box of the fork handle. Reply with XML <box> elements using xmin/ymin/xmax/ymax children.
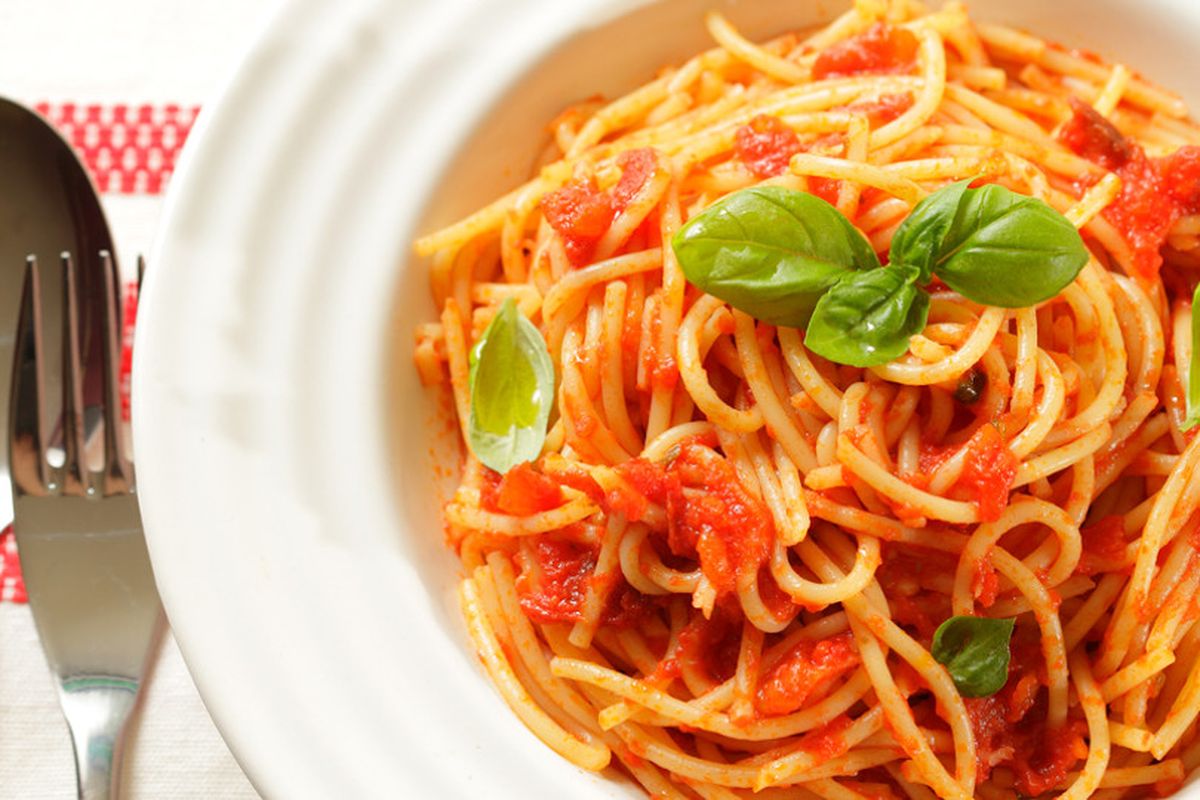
<box><xmin>60</xmin><ymin>681</ymin><xmax>138</xmax><ymax>800</ymax></box>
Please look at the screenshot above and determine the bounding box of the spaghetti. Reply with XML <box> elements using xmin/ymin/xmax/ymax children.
<box><xmin>412</xmin><ymin>1</ymin><xmax>1200</xmax><ymax>797</ymax></box>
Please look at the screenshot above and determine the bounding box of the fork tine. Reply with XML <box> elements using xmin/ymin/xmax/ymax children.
<box><xmin>13</xmin><ymin>255</ymin><xmax>49</xmax><ymax>493</ymax></box>
<box><xmin>59</xmin><ymin>252</ymin><xmax>88</xmax><ymax>492</ymax></box>
<box><xmin>99</xmin><ymin>250</ymin><xmax>131</xmax><ymax>486</ymax></box>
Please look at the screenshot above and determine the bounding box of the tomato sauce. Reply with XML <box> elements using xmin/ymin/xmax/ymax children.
<box><xmin>541</xmin><ymin>177</ymin><xmax>615</xmax><ymax>266</ymax></box>
<box><xmin>540</xmin><ymin>147</ymin><xmax>659</xmax><ymax>266</ymax></box>
<box><xmin>516</xmin><ymin>538</ymin><xmax>655</xmax><ymax>627</ymax></box>
<box><xmin>667</xmin><ymin>444</ymin><xmax>775</xmax><ymax>594</ymax></box>
<box><xmin>639</xmin><ymin>298</ymin><xmax>679</xmax><ymax>391</ymax></box>
<box><xmin>796</xmin><ymin>713</ymin><xmax>855</xmax><ymax>760</ymax></box>
<box><xmin>964</xmin><ymin>628</ymin><xmax>1085</xmax><ymax>795</ymax></box>
<box><xmin>614</xmin><ymin>442</ymin><xmax>773</xmax><ymax>595</ymax></box>
<box><xmin>971</xmin><ymin>558</ymin><xmax>1000</xmax><ymax>608</ymax></box>
<box><xmin>755</xmin><ymin>632</ymin><xmax>860</xmax><ymax>716</ymax></box>
<box><xmin>517</xmin><ymin>539</ymin><xmax>597</xmax><ymax>623</ymax></box>
<box><xmin>735</xmin><ymin>114</ymin><xmax>803</xmax><ymax>177</ymax></box>
<box><xmin>480</xmin><ymin>463</ymin><xmax>564</xmax><ymax>516</ymax></box>
<box><xmin>959</xmin><ymin>424</ymin><xmax>1018</xmax><ymax>522</ymax></box>
<box><xmin>1060</xmin><ymin>98</ymin><xmax>1200</xmax><ymax>278</ymax></box>
<box><xmin>844</xmin><ymin>92</ymin><xmax>915</xmax><ymax>125</ymax></box>
<box><xmin>674</xmin><ymin>606</ymin><xmax>742</xmax><ymax>684</ymax></box>
<box><xmin>812</xmin><ymin>23</ymin><xmax>919</xmax><ymax>80</ymax></box>
<box><xmin>1077</xmin><ymin>515</ymin><xmax>1131</xmax><ymax>575</ymax></box>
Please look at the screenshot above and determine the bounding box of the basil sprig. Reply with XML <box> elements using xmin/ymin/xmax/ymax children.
<box><xmin>1186</xmin><ymin>284</ymin><xmax>1200</xmax><ymax>432</ymax></box>
<box><xmin>931</xmin><ymin>615</ymin><xmax>1015</xmax><ymax>697</ymax></box>
<box><xmin>671</xmin><ymin>180</ymin><xmax>1089</xmax><ymax>367</ymax></box>
<box><xmin>467</xmin><ymin>298</ymin><xmax>554</xmax><ymax>473</ymax></box>
<box><xmin>804</xmin><ymin>264</ymin><xmax>930</xmax><ymax>367</ymax></box>
<box><xmin>892</xmin><ymin>180</ymin><xmax>1090</xmax><ymax>307</ymax></box>
<box><xmin>672</xmin><ymin>186</ymin><xmax>879</xmax><ymax>328</ymax></box>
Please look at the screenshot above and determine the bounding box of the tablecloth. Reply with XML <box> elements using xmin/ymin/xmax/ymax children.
<box><xmin>0</xmin><ymin>0</ymin><xmax>282</xmax><ymax>795</ymax></box>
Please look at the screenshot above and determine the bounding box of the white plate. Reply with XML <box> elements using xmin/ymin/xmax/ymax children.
<box><xmin>134</xmin><ymin>0</ymin><xmax>1200</xmax><ymax>796</ymax></box>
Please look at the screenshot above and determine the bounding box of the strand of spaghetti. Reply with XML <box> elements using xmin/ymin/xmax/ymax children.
<box><xmin>1013</xmin><ymin>423</ymin><xmax>1111</xmax><ymax>488</ymax></box>
<box><xmin>988</xmin><ymin>548</ymin><xmax>1070</xmax><ymax>727</ymax></box>
<box><xmin>561</xmin><ymin>325</ymin><xmax>635</xmax><ymax>463</ymax></box>
<box><xmin>1100</xmin><ymin>433</ymin><xmax>1200</xmax><ymax>677</ymax></box>
<box><xmin>942</xmin><ymin>82</ymin><xmax>1055</xmax><ymax>145</ymax></box>
<box><xmin>743</xmin><ymin>431</ymin><xmax>810</xmax><ymax>545</ymax></box>
<box><xmin>706</xmin><ymin>11</ymin><xmax>808</xmax><ymax>84</ymax></box>
<box><xmin>755</xmin><ymin>706</ymin><xmax>887</xmax><ymax>789</ymax></box>
<box><xmin>569</xmin><ymin>513</ymin><xmax>628</xmax><ymax>648</ymax></box>
<box><xmin>439</xmin><ymin>299</ymin><xmax>472</xmax><ymax>444</ymax></box>
<box><xmin>804</xmin><ymin>490</ymin><xmax>967</xmax><ymax>552</ymax></box>
<box><xmin>678</xmin><ymin>296</ymin><xmax>764</xmax><ymax>432</ymax></box>
<box><xmin>567</xmin><ymin>71</ymin><xmax>677</xmax><ymax>157</ymax></box>
<box><xmin>1108</xmin><ymin>721</ymin><xmax>1154</xmax><ymax>753</ymax></box>
<box><xmin>870</xmin><ymin>24</ymin><xmax>946</xmax><ymax>149</ymax></box>
<box><xmin>600</xmin><ymin>282</ymin><xmax>645</xmax><ymax>455</ymax></box>
<box><xmin>771</xmin><ymin>532</ymin><xmax>882</xmax><ymax>608</ymax></box>
<box><xmin>1110</xmin><ymin>275</ymin><xmax>1165</xmax><ymax>396</ymax></box>
<box><xmin>1007</xmin><ymin>349</ymin><xmax>1066</xmax><ymax>458</ymax></box>
<box><xmin>838</xmin><ymin>434</ymin><xmax>978</xmax><ymax>523</ymax></box>
<box><xmin>1101</xmin><ymin>650</ymin><xmax>1176</xmax><ymax>703</ymax></box>
<box><xmin>1058</xmin><ymin>649</ymin><xmax>1112</xmax><ymax>800</ymax></box>
<box><xmin>415</xmin><ymin>160</ymin><xmax>573</xmax><ymax>256</ymax></box>
<box><xmin>594</xmin><ymin>153</ymin><xmax>672</xmax><ymax>261</ymax></box>
<box><xmin>873</xmin><ymin>306</ymin><xmax>1005</xmax><ymax>385</ymax></box>
<box><xmin>543</xmin><ymin>248</ymin><xmax>663</xmax><ymax>356</ymax></box>
<box><xmin>789</xmin><ymin>152</ymin><xmax>924</xmax><ymax>204</ymax></box>
<box><xmin>987</xmin><ymin>574</ymin><xmax>1094</xmax><ymax>618</ymax></box>
<box><xmin>482</xmin><ymin>556</ymin><xmax>613</xmax><ymax>738</ymax></box>
<box><xmin>646</xmin><ymin>178</ymin><xmax>686</xmax><ymax>444</ymax></box>
<box><xmin>734</xmin><ymin>312</ymin><xmax>818</xmax><ymax>471</ymax></box>
<box><xmin>445</xmin><ymin>487</ymin><xmax>599</xmax><ymax>535</ymax></box>
<box><xmin>731</xmin><ymin>622</ymin><xmax>766</xmax><ymax>723</ymax></box>
<box><xmin>460</xmin><ymin>576</ymin><xmax>611</xmax><ymax>771</ymax></box>
<box><xmin>846</xmin><ymin>614</ymin><xmax>970</xmax><ymax>799</ymax></box>
<box><xmin>936</xmin><ymin>125</ymin><xmax>1104</xmax><ymax>179</ymax></box>
<box><xmin>799</xmin><ymin>542</ymin><xmax>974</xmax><ymax>796</ymax></box>
<box><xmin>551</xmin><ymin>657</ymin><xmax>873</xmax><ymax>744</ymax></box>
<box><xmin>736</xmin><ymin>565</ymin><xmax>795</xmax><ymax>634</ymax></box>
<box><xmin>952</xmin><ymin>498</ymin><xmax>1081</xmax><ymax>613</ymax></box>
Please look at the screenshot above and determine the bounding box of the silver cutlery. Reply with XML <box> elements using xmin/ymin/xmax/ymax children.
<box><xmin>2</xmin><ymin>98</ymin><xmax>161</xmax><ymax>800</ymax></box>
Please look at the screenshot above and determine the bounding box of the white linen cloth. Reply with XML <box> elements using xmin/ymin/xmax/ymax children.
<box><xmin>0</xmin><ymin>0</ymin><xmax>279</xmax><ymax>794</ymax></box>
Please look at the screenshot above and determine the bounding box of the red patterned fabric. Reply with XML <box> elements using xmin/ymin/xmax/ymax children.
<box><xmin>0</xmin><ymin>102</ymin><xmax>175</xmax><ymax>603</ymax></box>
<box><xmin>33</xmin><ymin>102</ymin><xmax>200</xmax><ymax>195</ymax></box>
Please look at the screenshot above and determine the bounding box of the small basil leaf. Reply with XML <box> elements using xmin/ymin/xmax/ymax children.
<box><xmin>1186</xmin><ymin>283</ymin><xmax>1200</xmax><ymax>432</ymax></box>
<box><xmin>672</xmin><ymin>186</ymin><xmax>881</xmax><ymax>327</ymax></box>
<box><xmin>891</xmin><ymin>181</ymin><xmax>1089</xmax><ymax>308</ymax></box>
<box><xmin>804</xmin><ymin>265</ymin><xmax>930</xmax><ymax>367</ymax></box>
<box><xmin>931</xmin><ymin>615</ymin><xmax>1015</xmax><ymax>698</ymax></box>
<box><xmin>468</xmin><ymin>298</ymin><xmax>555</xmax><ymax>473</ymax></box>
<box><xmin>887</xmin><ymin>179</ymin><xmax>971</xmax><ymax>284</ymax></box>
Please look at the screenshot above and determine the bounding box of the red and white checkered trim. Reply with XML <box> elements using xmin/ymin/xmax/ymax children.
<box><xmin>0</xmin><ymin>527</ymin><xmax>27</xmax><ymax>604</ymax></box>
<box><xmin>34</xmin><ymin>102</ymin><xmax>200</xmax><ymax>195</ymax></box>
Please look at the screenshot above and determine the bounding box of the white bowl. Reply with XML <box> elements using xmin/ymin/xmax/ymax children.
<box><xmin>134</xmin><ymin>0</ymin><xmax>1200</xmax><ymax>796</ymax></box>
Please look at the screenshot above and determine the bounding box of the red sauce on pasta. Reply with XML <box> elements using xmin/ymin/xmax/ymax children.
<box><xmin>812</xmin><ymin>23</ymin><xmax>919</xmax><ymax>80</ymax></box>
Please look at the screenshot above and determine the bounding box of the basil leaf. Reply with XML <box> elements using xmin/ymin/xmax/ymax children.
<box><xmin>672</xmin><ymin>186</ymin><xmax>881</xmax><ymax>327</ymax></box>
<box><xmin>1186</xmin><ymin>283</ymin><xmax>1200</xmax><ymax>431</ymax></box>
<box><xmin>931</xmin><ymin>615</ymin><xmax>1015</xmax><ymax>698</ymax></box>
<box><xmin>804</xmin><ymin>265</ymin><xmax>930</xmax><ymax>367</ymax></box>
<box><xmin>468</xmin><ymin>298</ymin><xmax>554</xmax><ymax>473</ymax></box>
<box><xmin>890</xmin><ymin>181</ymin><xmax>1089</xmax><ymax>307</ymax></box>
<box><xmin>887</xmin><ymin>179</ymin><xmax>971</xmax><ymax>284</ymax></box>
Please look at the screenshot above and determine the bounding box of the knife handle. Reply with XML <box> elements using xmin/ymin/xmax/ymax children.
<box><xmin>59</xmin><ymin>679</ymin><xmax>139</xmax><ymax>800</ymax></box>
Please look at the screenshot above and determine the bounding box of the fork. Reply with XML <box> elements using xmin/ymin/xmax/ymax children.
<box><xmin>9</xmin><ymin>250</ymin><xmax>162</xmax><ymax>799</ymax></box>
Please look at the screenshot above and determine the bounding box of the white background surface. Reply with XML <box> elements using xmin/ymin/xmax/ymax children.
<box><xmin>0</xmin><ymin>0</ymin><xmax>277</xmax><ymax>795</ymax></box>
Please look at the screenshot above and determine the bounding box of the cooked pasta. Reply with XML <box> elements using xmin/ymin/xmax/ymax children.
<box><xmin>412</xmin><ymin>1</ymin><xmax>1200</xmax><ymax>796</ymax></box>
